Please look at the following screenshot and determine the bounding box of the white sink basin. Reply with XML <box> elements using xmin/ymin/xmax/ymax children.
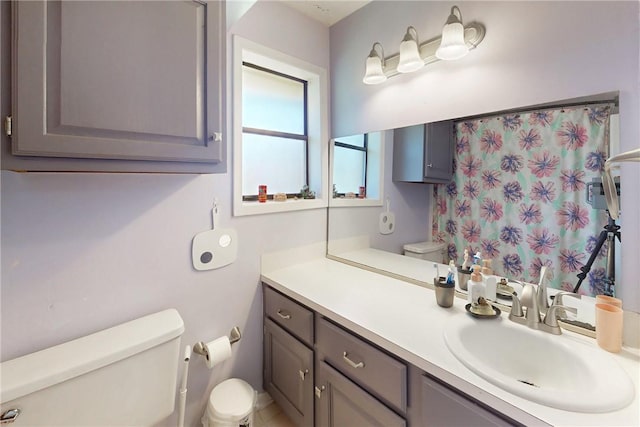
<box><xmin>443</xmin><ymin>314</ymin><xmax>634</xmax><ymax>413</ymax></box>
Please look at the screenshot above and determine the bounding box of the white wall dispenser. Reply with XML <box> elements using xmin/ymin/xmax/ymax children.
<box><xmin>379</xmin><ymin>198</ymin><xmax>396</xmax><ymax>235</ymax></box>
<box><xmin>192</xmin><ymin>200</ymin><xmax>238</xmax><ymax>271</ymax></box>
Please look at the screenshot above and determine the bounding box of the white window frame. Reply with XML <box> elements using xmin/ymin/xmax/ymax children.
<box><xmin>329</xmin><ymin>131</ymin><xmax>385</xmax><ymax>208</ymax></box>
<box><xmin>233</xmin><ymin>36</ymin><xmax>329</xmax><ymax>216</ymax></box>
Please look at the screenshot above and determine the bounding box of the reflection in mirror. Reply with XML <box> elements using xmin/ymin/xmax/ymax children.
<box><xmin>327</xmin><ymin>94</ymin><xmax>620</xmax><ymax>311</ymax></box>
<box><xmin>328</xmin><ymin>129</ymin><xmax>433</xmax><ymax>274</ymax></box>
<box><xmin>332</xmin><ymin>132</ymin><xmax>382</xmax><ymax>203</ymax></box>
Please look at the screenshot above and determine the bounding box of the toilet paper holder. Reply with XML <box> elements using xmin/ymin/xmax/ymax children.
<box><xmin>193</xmin><ymin>326</ymin><xmax>241</xmax><ymax>359</ymax></box>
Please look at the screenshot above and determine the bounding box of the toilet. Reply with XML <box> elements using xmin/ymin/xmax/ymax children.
<box><xmin>202</xmin><ymin>378</ymin><xmax>256</xmax><ymax>427</ymax></box>
<box><xmin>403</xmin><ymin>241</ymin><xmax>445</xmax><ymax>263</ymax></box>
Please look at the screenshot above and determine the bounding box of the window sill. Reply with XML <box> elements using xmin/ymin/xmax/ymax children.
<box><xmin>329</xmin><ymin>198</ymin><xmax>383</xmax><ymax>208</ymax></box>
<box><xmin>234</xmin><ymin>197</ymin><xmax>328</xmax><ymax>216</ymax></box>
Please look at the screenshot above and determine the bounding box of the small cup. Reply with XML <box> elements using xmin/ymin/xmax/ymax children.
<box><xmin>596</xmin><ymin>295</ymin><xmax>622</xmax><ymax>309</ymax></box>
<box><xmin>434</xmin><ymin>278</ymin><xmax>455</xmax><ymax>308</ymax></box>
<box><xmin>457</xmin><ymin>268</ymin><xmax>471</xmax><ymax>291</ymax></box>
<box><xmin>595</xmin><ymin>303</ymin><xmax>623</xmax><ymax>353</ymax></box>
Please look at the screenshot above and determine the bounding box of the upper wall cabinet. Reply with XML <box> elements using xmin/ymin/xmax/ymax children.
<box><xmin>6</xmin><ymin>1</ymin><xmax>225</xmax><ymax>173</ymax></box>
<box><xmin>392</xmin><ymin>121</ymin><xmax>453</xmax><ymax>184</ymax></box>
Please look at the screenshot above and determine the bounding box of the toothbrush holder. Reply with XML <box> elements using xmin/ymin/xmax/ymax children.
<box><xmin>457</xmin><ymin>267</ymin><xmax>472</xmax><ymax>291</ymax></box>
<box><xmin>434</xmin><ymin>277</ymin><xmax>455</xmax><ymax>308</ymax></box>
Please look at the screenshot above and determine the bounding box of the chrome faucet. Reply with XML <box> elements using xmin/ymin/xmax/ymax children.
<box><xmin>509</xmin><ymin>283</ymin><xmax>541</xmax><ymax>328</ymax></box>
<box><xmin>509</xmin><ymin>283</ymin><xmax>577</xmax><ymax>335</ymax></box>
<box><xmin>537</xmin><ymin>266</ymin><xmax>550</xmax><ymax>315</ymax></box>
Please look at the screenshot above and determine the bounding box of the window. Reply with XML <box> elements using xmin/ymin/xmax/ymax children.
<box><xmin>242</xmin><ymin>63</ymin><xmax>308</xmax><ymax>200</ymax></box>
<box><xmin>330</xmin><ymin>131</ymin><xmax>384</xmax><ymax>207</ymax></box>
<box><xmin>333</xmin><ymin>134</ymin><xmax>367</xmax><ymax>197</ymax></box>
<box><xmin>233</xmin><ymin>37</ymin><xmax>328</xmax><ymax>216</ymax></box>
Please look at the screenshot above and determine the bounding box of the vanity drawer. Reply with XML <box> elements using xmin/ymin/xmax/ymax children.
<box><xmin>264</xmin><ymin>285</ymin><xmax>314</xmax><ymax>346</ymax></box>
<box><xmin>316</xmin><ymin>317</ymin><xmax>407</xmax><ymax>413</ymax></box>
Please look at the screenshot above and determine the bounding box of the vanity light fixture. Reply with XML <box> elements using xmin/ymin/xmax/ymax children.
<box><xmin>436</xmin><ymin>6</ymin><xmax>469</xmax><ymax>60</ymax></box>
<box><xmin>362</xmin><ymin>5</ymin><xmax>485</xmax><ymax>85</ymax></box>
<box><xmin>362</xmin><ymin>42</ymin><xmax>387</xmax><ymax>85</ymax></box>
<box><xmin>397</xmin><ymin>27</ymin><xmax>424</xmax><ymax>73</ymax></box>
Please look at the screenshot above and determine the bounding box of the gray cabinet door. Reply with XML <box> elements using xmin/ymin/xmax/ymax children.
<box><xmin>9</xmin><ymin>1</ymin><xmax>224</xmax><ymax>171</ymax></box>
<box><xmin>316</xmin><ymin>362</ymin><xmax>406</xmax><ymax>427</ymax></box>
<box><xmin>264</xmin><ymin>318</ymin><xmax>314</xmax><ymax>427</ymax></box>
<box><xmin>392</xmin><ymin>121</ymin><xmax>453</xmax><ymax>184</ymax></box>
<box><xmin>424</xmin><ymin>121</ymin><xmax>453</xmax><ymax>182</ymax></box>
<box><xmin>421</xmin><ymin>374</ymin><xmax>518</xmax><ymax>427</ymax></box>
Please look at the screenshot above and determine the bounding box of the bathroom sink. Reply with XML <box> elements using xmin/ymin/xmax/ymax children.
<box><xmin>443</xmin><ymin>315</ymin><xmax>634</xmax><ymax>413</ymax></box>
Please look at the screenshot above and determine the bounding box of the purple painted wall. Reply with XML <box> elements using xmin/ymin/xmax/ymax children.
<box><xmin>1</xmin><ymin>2</ymin><xmax>329</xmax><ymax>426</ymax></box>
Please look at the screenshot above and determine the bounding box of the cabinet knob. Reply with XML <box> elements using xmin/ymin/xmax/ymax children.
<box><xmin>299</xmin><ymin>369</ymin><xmax>309</xmax><ymax>381</ymax></box>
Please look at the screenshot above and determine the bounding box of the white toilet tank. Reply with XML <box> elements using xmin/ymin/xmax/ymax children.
<box><xmin>0</xmin><ymin>309</ymin><xmax>184</xmax><ymax>426</ymax></box>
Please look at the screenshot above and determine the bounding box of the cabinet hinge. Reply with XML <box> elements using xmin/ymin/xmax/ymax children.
<box><xmin>315</xmin><ymin>385</ymin><xmax>325</xmax><ymax>399</ymax></box>
<box><xmin>4</xmin><ymin>116</ymin><xmax>12</xmax><ymax>137</ymax></box>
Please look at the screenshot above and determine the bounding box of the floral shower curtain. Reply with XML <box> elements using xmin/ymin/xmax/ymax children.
<box><xmin>433</xmin><ymin>105</ymin><xmax>612</xmax><ymax>296</ymax></box>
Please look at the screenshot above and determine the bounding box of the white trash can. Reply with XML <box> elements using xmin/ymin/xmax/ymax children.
<box><xmin>202</xmin><ymin>379</ymin><xmax>256</xmax><ymax>427</ymax></box>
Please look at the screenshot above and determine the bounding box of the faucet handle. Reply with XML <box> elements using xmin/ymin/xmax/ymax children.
<box><xmin>552</xmin><ymin>291</ymin><xmax>581</xmax><ymax>319</ymax></box>
<box><xmin>543</xmin><ymin>304</ymin><xmax>578</xmax><ymax>334</ymax></box>
<box><xmin>510</xmin><ymin>292</ymin><xmax>524</xmax><ymax>317</ymax></box>
<box><xmin>537</xmin><ymin>267</ymin><xmax>550</xmax><ymax>313</ymax></box>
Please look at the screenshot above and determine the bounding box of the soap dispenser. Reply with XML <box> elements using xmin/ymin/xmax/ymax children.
<box><xmin>467</xmin><ymin>265</ymin><xmax>485</xmax><ymax>305</ymax></box>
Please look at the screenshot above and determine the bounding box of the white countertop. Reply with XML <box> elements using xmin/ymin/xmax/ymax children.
<box><xmin>261</xmin><ymin>255</ymin><xmax>640</xmax><ymax>427</ymax></box>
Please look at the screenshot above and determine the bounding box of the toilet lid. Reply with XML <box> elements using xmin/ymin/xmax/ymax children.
<box><xmin>403</xmin><ymin>241</ymin><xmax>445</xmax><ymax>253</ymax></box>
<box><xmin>209</xmin><ymin>378</ymin><xmax>255</xmax><ymax>417</ymax></box>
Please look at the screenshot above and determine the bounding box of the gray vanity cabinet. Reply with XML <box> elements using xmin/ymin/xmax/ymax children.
<box><xmin>262</xmin><ymin>284</ymin><xmax>520</xmax><ymax>427</ymax></box>
<box><xmin>6</xmin><ymin>0</ymin><xmax>225</xmax><ymax>173</ymax></box>
<box><xmin>263</xmin><ymin>287</ymin><xmax>314</xmax><ymax>427</ymax></box>
<box><xmin>315</xmin><ymin>362</ymin><xmax>406</xmax><ymax>427</ymax></box>
<box><xmin>419</xmin><ymin>373</ymin><xmax>517</xmax><ymax>426</ymax></box>
<box><xmin>392</xmin><ymin>120</ymin><xmax>454</xmax><ymax>184</ymax></box>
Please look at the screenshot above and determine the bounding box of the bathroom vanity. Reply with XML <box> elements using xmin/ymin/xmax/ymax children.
<box><xmin>261</xmin><ymin>251</ymin><xmax>639</xmax><ymax>427</ymax></box>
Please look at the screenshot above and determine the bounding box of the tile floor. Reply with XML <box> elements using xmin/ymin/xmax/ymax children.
<box><xmin>254</xmin><ymin>401</ymin><xmax>295</xmax><ymax>427</ymax></box>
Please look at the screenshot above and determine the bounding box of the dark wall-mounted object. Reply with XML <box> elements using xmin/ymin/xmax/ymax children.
<box><xmin>392</xmin><ymin>120</ymin><xmax>453</xmax><ymax>184</ymax></box>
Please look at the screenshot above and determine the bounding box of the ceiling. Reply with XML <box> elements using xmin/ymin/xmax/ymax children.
<box><xmin>279</xmin><ymin>0</ymin><xmax>371</xmax><ymax>27</ymax></box>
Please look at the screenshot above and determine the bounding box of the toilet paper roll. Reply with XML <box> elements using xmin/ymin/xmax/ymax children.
<box><xmin>204</xmin><ymin>336</ymin><xmax>232</xmax><ymax>369</ymax></box>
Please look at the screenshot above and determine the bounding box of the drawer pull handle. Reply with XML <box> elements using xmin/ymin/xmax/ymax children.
<box><xmin>1</xmin><ymin>409</ymin><xmax>20</xmax><ymax>424</ymax></box>
<box><xmin>343</xmin><ymin>351</ymin><xmax>365</xmax><ymax>369</ymax></box>
<box><xmin>299</xmin><ymin>369</ymin><xmax>309</xmax><ymax>381</ymax></box>
<box><xmin>276</xmin><ymin>310</ymin><xmax>291</xmax><ymax>320</ymax></box>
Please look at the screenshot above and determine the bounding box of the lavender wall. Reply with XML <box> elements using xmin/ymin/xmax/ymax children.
<box><xmin>1</xmin><ymin>2</ymin><xmax>329</xmax><ymax>427</ymax></box>
<box><xmin>328</xmin><ymin>130</ymin><xmax>433</xmax><ymax>254</ymax></box>
<box><xmin>330</xmin><ymin>1</ymin><xmax>640</xmax><ymax>312</ymax></box>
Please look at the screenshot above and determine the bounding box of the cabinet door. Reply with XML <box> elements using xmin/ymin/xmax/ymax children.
<box><xmin>264</xmin><ymin>318</ymin><xmax>314</xmax><ymax>427</ymax></box>
<box><xmin>315</xmin><ymin>362</ymin><xmax>405</xmax><ymax>427</ymax></box>
<box><xmin>10</xmin><ymin>1</ymin><xmax>223</xmax><ymax>171</ymax></box>
<box><xmin>424</xmin><ymin>120</ymin><xmax>453</xmax><ymax>182</ymax></box>
<box><xmin>421</xmin><ymin>374</ymin><xmax>517</xmax><ymax>427</ymax></box>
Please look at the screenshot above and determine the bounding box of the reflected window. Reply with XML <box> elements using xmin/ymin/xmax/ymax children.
<box><xmin>241</xmin><ymin>63</ymin><xmax>308</xmax><ymax>200</ymax></box>
<box><xmin>333</xmin><ymin>134</ymin><xmax>368</xmax><ymax>196</ymax></box>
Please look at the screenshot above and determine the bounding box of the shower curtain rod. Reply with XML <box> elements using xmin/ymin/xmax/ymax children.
<box><xmin>455</xmin><ymin>99</ymin><xmax>617</xmax><ymax>124</ymax></box>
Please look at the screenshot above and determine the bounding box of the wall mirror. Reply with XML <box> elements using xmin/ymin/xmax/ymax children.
<box><xmin>327</xmin><ymin>93</ymin><xmax>620</xmax><ymax>308</ymax></box>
